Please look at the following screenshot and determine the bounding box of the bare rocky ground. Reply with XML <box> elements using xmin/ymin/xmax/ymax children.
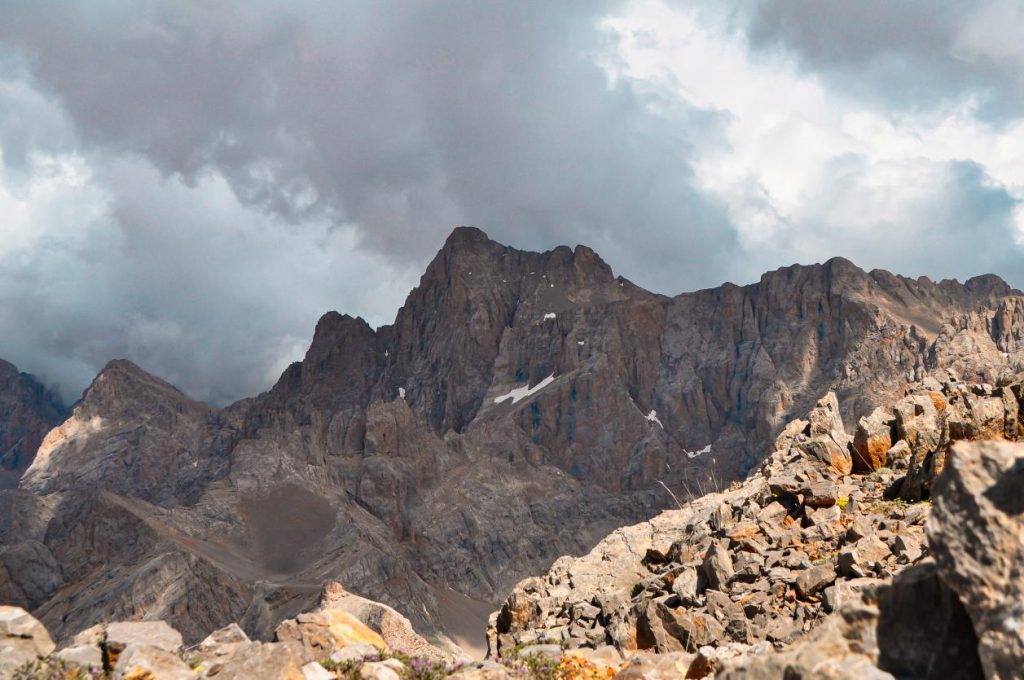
<box><xmin>4</xmin><ymin>373</ymin><xmax>1023</xmax><ymax>678</ymax></box>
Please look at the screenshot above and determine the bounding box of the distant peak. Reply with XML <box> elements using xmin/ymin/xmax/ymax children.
<box><xmin>82</xmin><ymin>358</ymin><xmax>194</xmax><ymax>411</ymax></box>
<box><xmin>96</xmin><ymin>358</ymin><xmax>151</xmax><ymax>380</ymax></box>
<box><xmin>310</xmin><ymin>312</ymin><xmax>374</xmax><ymax>347</ymax></box>
<box><xmin>964</xmin><ymin>273</ymin><xmax>1015</xmax><ymax>296</ymax></box>
<box><xmin>442</xmin><ymin>226</ymin><xmax>494</xmax><ymax>249</ymax></box>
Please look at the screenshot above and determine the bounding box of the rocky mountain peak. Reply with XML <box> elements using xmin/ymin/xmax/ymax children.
<box><xmin>78</xmin><ymin>359</ymin><xmax>200</xmax><ymax>419</ymax></box>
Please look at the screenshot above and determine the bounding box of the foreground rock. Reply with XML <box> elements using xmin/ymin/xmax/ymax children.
<box><xmin>0</xmin><ymin>606</ymin><xmax>55</xmax><ymax>676</ymax></box>
<box><xmin>928</xmin><ymin>440</ymin><xmax>1024</xmax><ymax>679</ymax></box>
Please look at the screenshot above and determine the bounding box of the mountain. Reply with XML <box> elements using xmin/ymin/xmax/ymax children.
<box><xmin>2</xmin><ymin>227</ymin><xmax>1022</xmax><ymax>653</ymax></box>
<box><xmin>0</xmin><ymin>359</ymin><xmax>65</xmax><ymax>490</ymax></box>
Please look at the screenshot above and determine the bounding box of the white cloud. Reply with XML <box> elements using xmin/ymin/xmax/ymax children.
<box><xmin>602</xmin><ymin>0</ymin><xmax>1024</xmax><ymax>270</ymax></box>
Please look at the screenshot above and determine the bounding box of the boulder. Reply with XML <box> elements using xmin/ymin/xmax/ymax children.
<box><xmin>928</xmin><ymin>440</ymin><xmax>1024</xmax><ymax>680</ymax></box>
<box><xmin>0</xmin><ymin>606</ymin><xmax>55</xmax><ymax>676</ymax></box>
<box><xmin>798</xmin><ymin>436</ymin><xmax>853</xmax><ymax>477</ymax></box>
<box><xmin>702</xmin><ymin>540</ymin><xmax>734</xmax><ymax>591</ymax></box>
<box><xmin>838</xmin><ymin>537</ymin><xmax>891</xmax><ymax>578</ymax></box>
<box><xmin>275</xmin><ymin>609</ymin><xmax>387</xmax><ymax>663</ymax></box>
<box><xmin>186</xmin><ymin>623</ymin><xmax>252</xmax><ymax>675</ymax></box>
<box><xmin>313</xmin><ymin>582</ymin><xmax>444</xmax><ymax>661</ymax></box>
<box><xmin>898</xmin><ymin>404</ymin><xmax>947</xmax><ymax>501</ymax></box>
<box><xmin>795</xmin><ymin>564</ymin><xmax>837</xmax><ymax>598</ymax></box>
<box><xmin>105</xmin><ymin>620</ymin><xmax>183</xmax><ymax>669</ymax></box>
<box><xmin>112</xmin><ymin>644</ymin><xmax>196</xmax><ymax>680</ymax></box>
<box><xmin>207</xmin><ymin>641</ymin><xmax>305</xmax><ymax>680</ymax></box>
<box><xmin>301</xmin><ymin>660</ymin><xmax>335</xmax><ymax>680</ymax></box>
<box><xmin>875</xmin><ymin>562</ymin><xmax>983</xmax><ymax>680</ymax></box>
<box><xmin>716</xmin><ymin>601</ymin><xmax>890</xmax><ymax>679</ymax></box>
<box><xmin>853</xmin><ymin>407</ymin><xmax>894</xmax><ymax>472</ymax></box>
<box><xmin>948</xmin><ymin>394</ymin><xmax>1006</xmax><ymax>442</ymax></box>
<box><xmin>808</xmin><ymin>392</ymin><xmax>846</xmax><ymax>438</ymax></box>
<box><xmin>56</xmin><ymin>643</ymin><xmax>104</xmax><ymax>669</ymax></box>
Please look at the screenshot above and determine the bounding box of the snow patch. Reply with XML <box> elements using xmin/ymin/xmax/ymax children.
<box><xmin>577</xmin><ymin>340</ymin><xmax>585</xmax><ymax>346</ymax></box>
<box><xmin>494</xmin><ymin>374</ymin><xmax>556</xmax><ymax>405</ymax></box>
<box><xmin>645</xmin><ymin>410</ymin><xmax>664</xmax><ymax>429</ymax></box>
<box><xmin>685</xmin><ymin>444</ymin><xmax>712</xmax><ymax>459</ymax></box>
<box><xmin>398</xmin><ymin>387</ymin><xmax>406</xmax><ymax>399</ymax></box>
<box><xmin>543</xmin><ymin>312</ymin><xmax>556</xmax><ymax>320</ymax></box>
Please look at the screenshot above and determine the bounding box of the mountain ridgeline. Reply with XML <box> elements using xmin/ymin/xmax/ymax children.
<box><xmin>2</xmin><ymin>227</ymin><xmax>1022</xmax><ymax>650</ymax></box>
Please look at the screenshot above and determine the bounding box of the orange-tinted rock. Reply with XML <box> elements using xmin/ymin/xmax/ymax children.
<box><xmin>853</xmin><ymin>407</ymin><xmax>893</xmax><ymax>472</ymax></box>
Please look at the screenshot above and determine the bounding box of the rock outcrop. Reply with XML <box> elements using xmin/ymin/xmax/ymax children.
<box><xmin>491</xmin><ymin>387</ymin><xmax>1024</xmax><ymax>679</ymax></box>
<box><xmin>489</xmin><ymin>387</ymin><xmax>932</xmax><ymax>657</ymax></box>
<box><xmin>2</xmin><ymin>227</ymin><xmax>1023</xmax><ymax>653</ymax></box>
<box><xmin>0</xmin><ymin>359</ymin><xmax>65</xmax><ymax>490</ymax></box>
<box><xmin>928</xmin><ymin>440</ymin><xmax>1024</xmax><ymax>679</ymax></box>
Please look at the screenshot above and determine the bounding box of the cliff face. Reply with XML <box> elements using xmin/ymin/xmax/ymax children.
<box><xmin>2</xmin><ymin>227</ymin><xmax>1022</xmax><ymax>650</ymax></box>
<box><xmin>0</xmin><ymin>359</ymin><xmax>65</xmax><ymax>490</ymax></box>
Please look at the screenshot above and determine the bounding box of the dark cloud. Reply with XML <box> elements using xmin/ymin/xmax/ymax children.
<box><xmin>0</xmin><ymin>0</ymin><xmax>737</xmax><ymax>403</ymax></box>
<box><xmin>745</xmin><ymin>0</ymin><xmax>1024</xmax><ymax>121</ymax></box>
<box><xmin>0</xmin><ymin>1</ymin><xmax>734</xmax><ymax>267</ymax></box>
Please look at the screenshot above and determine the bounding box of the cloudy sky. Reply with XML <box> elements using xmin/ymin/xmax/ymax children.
<box><xmin>1</xmin><ymin>0</ymin><xmax>1023</xmax><ymax>405</ymax></box>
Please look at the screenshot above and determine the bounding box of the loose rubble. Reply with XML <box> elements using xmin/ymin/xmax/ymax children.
<box><xmin>489</xmin><ymin>374</ymin><xmax>1024</xmax><ymax>678</ymax></box>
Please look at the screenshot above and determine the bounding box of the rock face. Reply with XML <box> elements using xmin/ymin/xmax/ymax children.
<box><xmin>928</xmin><ymin>440</ymin><xmax>1024</xmax><ymax>679</ymax></box>
<box><xmin>0</xmin><ymin>359</ymin><xmax>65</xmax><ymax>489</ymax></box>
<box><xmin>2</xmin><ymin>227</ymin><xmax>1023</xmax><ymax>652</ymax></box>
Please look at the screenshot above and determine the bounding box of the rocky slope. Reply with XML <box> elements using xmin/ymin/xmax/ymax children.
<box><xmin>2</xmin><ymin>227</ymin><xmax>1023</xmax><ymax>652</ymax></box>
<box><xmin>489</xmin><ymin>374</ymin><xmax>1024</xmax><ymax>678</ymax></box>
<box><xmin>0</xmin><ymin>359</ymin><xmax>65</xmax><ymax>490</ymax></box>
<box><xmin>5</xmin><ymin>380</ymin><xmax>1022</xmax><ymax>679</ymax></box>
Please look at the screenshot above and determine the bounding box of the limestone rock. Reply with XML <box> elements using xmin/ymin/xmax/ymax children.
<box><xmin>928</xmin><ymin>440</ymin><xmax>1024</xmax><ymax>680</ymax></box>
<box><xmin>0</xmin><ymin>606</ymin><xmax>55</xmax><ymax>676</ymax></box>
<box><xmin>702</xmin><ymin>541</ymin><xmax>734</xmax><ymax>591</ymax></box>
<box><xmin>112</xmin><ymin>644</ymin><xmax>196</xmax><ymax>680</ymax></box>
<box><xmin>875</xmin><ymin>562</ymin><xmax>983</xmax><ymax>680</ymax></box>
<box><xmin>56</xmin><ymin>643</ymin><xmax>104</xmax><ymax>669</ymax></box>
<box><xmin>275</xmin><ymin>609</ymin><xmax>387</xmax><ymax>664</ymax></box>
<box><xmin>853</xmin><ymin>407</ymin><xmax>894</xmax><ymax>472</ymax></box>
<box><xmin>205</xmin><ymin>641</ymin><xmax>305</xmax><ymax>680</ymax></box>
<box><xmin>105</xmin><ymin>620</ymin><xmax>184</xmax><ymax>668</ymax></box>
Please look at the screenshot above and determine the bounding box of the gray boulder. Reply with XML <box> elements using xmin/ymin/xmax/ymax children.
<box><xmin>928</xmin><ymin>440</ymin><xmax>1024</xmax><ymax>680</ymax></box>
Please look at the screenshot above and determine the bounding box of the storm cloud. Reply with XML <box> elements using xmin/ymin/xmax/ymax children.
<box><xmin>0</xmin><ymin>0</ymin><xmax>1021</xmax><ymax>404</ymax></box>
